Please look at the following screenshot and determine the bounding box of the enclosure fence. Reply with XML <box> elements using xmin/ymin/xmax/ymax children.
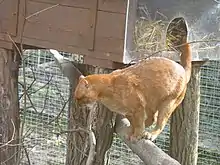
<box><xmin>18</xmin><ymin>50</ymin><xmax>220</xmax><ymax>165</ymax></box>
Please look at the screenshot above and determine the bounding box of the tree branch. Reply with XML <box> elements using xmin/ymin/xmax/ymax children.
<box><xmin>49</xmin><ymin>49</ymin><xmax>82</xmax><ymax>84</ymax></box>
<box><xmin>51</xmin><ymin>50</ymin><xmax>97</xmax><ymax>164</ymax></box>
<box><xmin>115</xmin><ymin>115</ymin><xmax>181</xmax><ymax>165</ymax></box>
<box><xmin>86</xmin><ymin>105</ymin><xmax>97</xmax><ymax>165</ymax></box>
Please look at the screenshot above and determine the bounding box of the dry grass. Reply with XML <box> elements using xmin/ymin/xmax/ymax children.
<box><xmin>130</xmin><ymin>17</ymin><xmax>186</xmax><ymax>62</ymax></box>
<box><xmin>133</xmin><ymin>19</ymin><xmax>168</xmax><ymax>53</ymax></box>
<box><xmin>133</xmin><ymin>17</ymin><xmax>188</xmax><ymax>54</ymax></box>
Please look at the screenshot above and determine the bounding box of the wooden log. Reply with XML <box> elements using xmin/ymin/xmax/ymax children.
<box><xmin>65</xmin><ymin>65</ymin><xmax>114</xmax><ymax>165</ymax></box>
<box><xmin>170</xmin><ymin>63</ymin><xmax>201</xmax><ymax>165</ymax></box>
<box><xmin>0</xmin><ymin>48</ymin><xmax>20</xmax><ymax>165</ymax></box>
<box><xmin>51</xmin><ymin>50</ymin><xmax>114</xmax><ymax>165</ymax></box>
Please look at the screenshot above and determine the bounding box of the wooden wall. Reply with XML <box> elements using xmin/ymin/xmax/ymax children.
<box><xmin>0</xmin><ymin>0</ymin><xmax>127</xmax><ymax>68</ymax></box>
<box><xmin>0</xmin><ymin>0</ymin><xmax>18</xmax><ymax>49</ymax></box>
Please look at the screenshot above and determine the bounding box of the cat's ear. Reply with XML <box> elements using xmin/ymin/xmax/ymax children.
<box><xmin>79</xmin><ymin>75</ymin><xmax>85</xmax><ymax>80</ymax></box>
<box><xmin>79</xmin><ymin>75</ymin><xmax>89</xmax><ymax>88</ymax></box>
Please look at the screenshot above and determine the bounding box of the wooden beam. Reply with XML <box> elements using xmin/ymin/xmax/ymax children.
<box><xmin>0</xmin><ymin>40</ymin><xmax>13</xmax><ymax>50</ymax></box>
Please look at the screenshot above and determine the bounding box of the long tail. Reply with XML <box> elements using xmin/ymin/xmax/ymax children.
<box><xmin>180</xmin><ymin>42</ymin><xmax>192</xmax><ymax>83</ymax></box>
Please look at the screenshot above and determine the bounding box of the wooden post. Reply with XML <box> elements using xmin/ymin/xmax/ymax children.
<box><xmin>50</xmin><ymin>50</ymin><xmax>115</xmax><ymax>165</ymax></box>
<box><xmin>65</xmin><ymin>64</ymin><xmax>115</xmax><ymax>165</ymax></box>
<box><xmin>170</xmin><ymin>63</ymin><xmax>201</xmax><ymax>165</ymax></box>
<box><xmin>0</xmin><ymin>48</ymin><xmax>20</xmax><ymax>164</ymax></box>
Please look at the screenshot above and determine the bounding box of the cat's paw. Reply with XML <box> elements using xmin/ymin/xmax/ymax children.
<box><xmin>127</xmin><ymin>134</ymin><xmax>142</xmax><ymax>142</ymax></box>
<box><xmin>143</xmin><ymin>132</ymin><xmax>158</xmax><ymax>141</ymax></box>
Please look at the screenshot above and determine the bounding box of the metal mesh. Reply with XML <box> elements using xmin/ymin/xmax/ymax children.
<box><xmin>19</xmin><ymin>50</ymin><xmax>70</xmax><ymax>165</ymax></box>
<box><xmin>19</xmin><ymin>49</ymin><xmax>220</xmax><ymax>165</ymax></box>
<box><xmin>198</xmin><ymin>61</ymin><xmax>220</xmax><ymax>165</ymax></box>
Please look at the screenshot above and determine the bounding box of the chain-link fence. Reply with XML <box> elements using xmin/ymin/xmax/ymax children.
<box><xmin>19</xmin><ymin>50</ymin><xmax>220</xmax><ymax>165</ymax></box>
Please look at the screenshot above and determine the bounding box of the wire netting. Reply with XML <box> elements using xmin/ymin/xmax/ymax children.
<box><xmin>198</xmin><ymin>61</ymin><xmax>220</xmax><ymax>165</ymax></box>
<box><xmin>19</xmin><ymin>50</ymin><xmax>69</xmax><ymax>165</ymax></box>
<box><xmin>19</xmin><ymin>50</ymin><xmax>220</xmax><ymax>165</ymax></box>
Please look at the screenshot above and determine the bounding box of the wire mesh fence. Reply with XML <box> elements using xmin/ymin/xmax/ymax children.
<box><xmin>19</xmin><ymin>50</ymin><xmax>220</xmax><ymax>165</ymax></box>
<box><xmin>198</xmin><ymin>61</ymin><xmax>220</xmax><ymax>165</ymax></box>
<box><xmin>19</xmin><ymin>50</ymin><xmax>69</xmax><ymax>165</ymax></box>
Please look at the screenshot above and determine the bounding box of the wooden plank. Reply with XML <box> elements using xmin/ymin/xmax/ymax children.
<box><xmin>23</xmin><ymin>22</ymin><xmax>88</xmax><ymax>48</ymax></box>
<box><xmin>30</xmin><ymin>0</ymin><xmax>97</xmax><ymax>9</ymax></box>
<box><xmin>0</xmin><ymin>33</ymin><xmax>11</xmax><ymax>42</ymax></box>
<box><xmin>84</xmin><ymin>55</ymin><xmax>125</xmax><ymax>69</ymax></box>
<box><xmin>0</xmin><ymin>40</ymin><xmax>13</xmax><ymax>50</ymax></box>
<box><xmin>95</xmin><ymin>37</ymin><xmax>124</xmax><ymax>54</ymax></box>
<box><xmin>15</xmin><ymin>0</ymin><xmax>126</xmax><ymax>64</ymax></box>
<box><xmin>23</xmin><ymin>1</ymin><xmax>92</xmax><ymax>48</ymax></box>
<box><xmin>18</xmin><ymin>37</ymin><xmax>123</xmax><ymax>62</ymax></box>
<box><xmin>98</xmin><ymin>0</ymin><xmax>127</xmax><ymax>13</ymax></box>
<box><xmin>84</xmin><ymin>55</ymin><xmax>116</xmax><ymax>68</ymax></box>
<box><xmin>96</xmin><ymin>11</ymin><xmax>126</xmax><ymax>39</ymax></box>
<box><xmin>0</xmin><ymin>0</ymin><xmax>18</xmax><ymax>36</ymax></box>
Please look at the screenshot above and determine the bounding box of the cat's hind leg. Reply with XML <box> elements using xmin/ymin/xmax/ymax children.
<box><xmin>144</xmin><ymin>110</ymin><xmax>158</xmax><ymax>128</ymax></box>
<box><xmin>144</xmin><ymin>89</ymin><xmax>186</xmax><ymax>141</ymax></box>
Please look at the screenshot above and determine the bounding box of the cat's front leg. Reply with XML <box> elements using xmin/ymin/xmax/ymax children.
<box><xmin>125</xmin><ymin>115</ymin><xmax>135</xmax><ymax>141</ymax></box>
<box><xmin>127</xmin><ymin>110</ymin><xmax>146</xmax><ymax>141</ymax></box>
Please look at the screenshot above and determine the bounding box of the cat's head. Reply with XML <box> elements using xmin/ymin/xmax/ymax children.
<box><xmin>74</xmin><ymin>75</ymin><xmax>98</xmax><ymax>105</ymax></box>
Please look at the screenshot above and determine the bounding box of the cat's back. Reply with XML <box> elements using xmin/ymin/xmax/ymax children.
<box><xmin>113</xmin><ymin>57</ymin><xmax>185</xmax><ymax>77</ymax></box>
<box><xmin>111</xmin><ymin>57</ymin><xmax>186</xmax><ymax>99</ymax></box>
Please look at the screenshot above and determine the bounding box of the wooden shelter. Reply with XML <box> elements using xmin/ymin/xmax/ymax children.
<box><xmin>0</xmin><ymin>0</ymin><xmax>127</xmax><ymax>68</ymax></box>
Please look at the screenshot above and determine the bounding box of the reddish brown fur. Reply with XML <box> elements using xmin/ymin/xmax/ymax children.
<box><xmin>74</xmin><ymin>43</ymin><xmax>191</xmax><ymax>141</ymax></box>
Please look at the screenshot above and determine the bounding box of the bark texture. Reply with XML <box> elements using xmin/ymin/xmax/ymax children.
<box><xmin>0</xmin><ymin>48</ymin><xmax>20</xmax><ymax>164</ymax></box>
<box><xmin>65</xmin><ymin>64</ymin><xmax>114</xmax><ymax>165</ymax></box>
<box><xmin>170</xmin><ymin>64</ymin><xmax>201</xmax><ymax>165</ymax></box>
